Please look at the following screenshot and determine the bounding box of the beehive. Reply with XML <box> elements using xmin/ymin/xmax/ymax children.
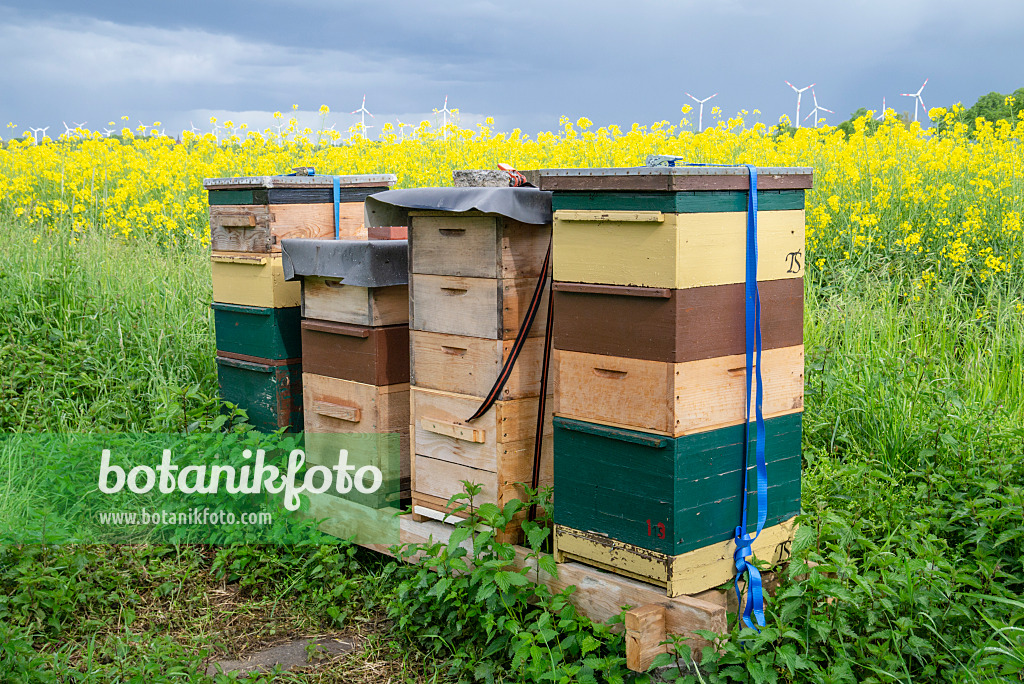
<box><xmin>392</xmin><ymin>196</ymin><xmax>553</xmax><ymax>543</ymax></box>
<box><xmin>281</xmin><ymin>238</ymin><xmax>411</xmax><ymax>506</ymax></box>
<box><xmin>538</xmin><ymin>166</ymin><xmax>811</xmax><ymax>595</ymax></box>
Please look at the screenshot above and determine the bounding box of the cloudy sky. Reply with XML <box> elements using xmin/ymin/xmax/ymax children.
<box><xmin>1</xmin><ymin>0</ymin><xmax>1022</xmax><ymax>139</ymax></box>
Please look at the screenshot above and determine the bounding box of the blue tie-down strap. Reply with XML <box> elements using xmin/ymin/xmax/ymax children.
<box><xmin>649</xmin><ymin>158</ymin><xmax>769</xmax><ymax>629</ymax></box>
<box><xmin>333</xmin><ymin>175</ymin><xmax>341</xmax><ymax>239</ymax></box>
<box><xmin>734</xmin><ymin>163</ymin><xmax>768</xmax><ymax>631</ymax></box>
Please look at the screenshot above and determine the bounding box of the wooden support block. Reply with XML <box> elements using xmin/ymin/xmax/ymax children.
<box><xmin>410</xmin><ymin>330</ymin><xmax>545</xmax><ymax>399</ymax></box>
<box><xmin>211</xmin><ymin>252</ymin><xmax>301</xmax><ymax>308</ymax></box>
<box><xmin>210</xmin><ymin>202</ymin><xmax>367</xmax><ymax>252</ymax></box>
<box><xmin>409</xmin><ymin>212</ymin><xmax>550</xmax><ymax>279</ymax></box>
<box><xmin>552</xmin><ymin>209</ymin><xmax>805</xmax><ymax>289</ymax></box>
<box><xmin>302</xmin><ymin>278</ymin><xmax>409</xmax><ymax>327</ymax></box>
<box><xmin>554</xmin><ymin>346</ymin><xmax>804</xmax><ymax>437</ymax></box>
<box><xmin>388</xmin><ymin>516</ymin><xmax>729</xmax><ymax>659</ymax></box>
<box><xmin>300</xmin><ymin>320</ymin><xmax>409</xmax><ymax>385</ymax></box>
<box><xmin>409</xmin><ymin>274</ymin><xmax>548</xmax><ymax>340</ymax></box>
<box><xmin>625</xmin><ymin>605</ymin><xmax>668</xmax><ymax>672</ymax></box>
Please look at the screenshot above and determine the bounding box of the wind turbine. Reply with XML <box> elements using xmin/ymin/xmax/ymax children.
<box><xmin>396</xmin><ymin>119</ymin><xmax>408</xmax><ymax>141</ymax></box>
<box><xmin>802</xmin><ymin>88</ymin><xmax>834</xmax><ymax>128</ymax></box>
<box><xmin>29</xmin><ymin>126</ymin><xmax>44</xmax><ymax>144</ymax></box>
<box><xmin>785</xmin><ymin>81</ymin><xmax>815</xmax><ymax>128</ymax></box>
<box><xmin>351</xmin><ymin>95</ymin><xmax>374</xmax><ymax>137</ymax></box>
<box><xmin>62</xmin><ymin>121</ymin><xmax>73</xmax><ymax>138</ymax></box>
<box><xmin>876</xmin><ymin>97</ymin><xmax>886</xmax><ymax>121</ymax></box>
<box><xmin>685</xmin><ymin>92</ymin><xmax>718</xmax><ymax>132</ymax></box>
<box><xmin>103</xmin><ymin>128</ymin><xmax>115</xmax><ymax>136</ymax></box>
<box><xmin>901</xmin><ymin>79</ymin><xmax>929</xmax><ymax>122</ymax></box>
<box><xmin>436</xmin><ymin>96</ymin><xmax>452</xmax><ymax>139</ymax></box>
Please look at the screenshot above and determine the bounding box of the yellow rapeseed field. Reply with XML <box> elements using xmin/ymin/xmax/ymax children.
<box><xmin>1</xmin><ymin>106</ymin><xmax>1022</xmax><ymax>291</ymax></box>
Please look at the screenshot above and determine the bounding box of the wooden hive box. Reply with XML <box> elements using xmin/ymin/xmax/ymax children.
<box><xmin>204</xmin><ymin>174</ymin><xmax>397</xmax><ymax>252</ymax></box>
<box><xmin>302</xmin><ymin>372</ymin><xmax>410</xmax><ymax>491</ymax></box>
<box><xmin>216</xmin><ymin>354</ymin><xmax>302</xmax><ymax>432</ymax></box>
<box><xmin>302</xmin><ymin>279</ymin><xmax>409</xmax><ymax>327</ymax></box>
<box><xmin>552</xmin><ymin>280</ymin><xmax>803</xmax><ymax>363</ymax></box>
<box><xmin>211</xmin><ymin>252</ymin><xmax>301</xmax><ymax>308</ymax></box>
<box><xmin>212</xmin><ymin>303</ymin><xmax>301</xmax><ymax>360</ymax></box>
<box><xmin>537</xmin><ymin>167</ymin><xmax>812</xmax><ymax>289</ymax></box>
<box><xmin>300</xmin><ymin>320</ymin><xmax>409</xmax><ymax>386</ymax></box>
<box><xmin>409</xmin><ymin>330</ymin><xmax>545</xmax><ymax>400</ymax></box>
<box><xmin>410</xmin><ymin>386</ymin><xmax>553</xmax><ymax>542</ymax></box>
<box><xmin>408</xmin><ymin>211</ymin><xmax>551</xmax><ymax>340</ymax></box>
<box><xmin>554</xmin><ymin>346</ymin><xmax>804</xmax><ymax>437</ymax></box>
<box><xmin>552</xmin><ymin>413</ymin><xmax>801</xmax><ymax>595</ymax></box>
<box><xmin>282</xmin><ymin>238</ymin><xmax>410</xmax><ymax>326</ymax></box>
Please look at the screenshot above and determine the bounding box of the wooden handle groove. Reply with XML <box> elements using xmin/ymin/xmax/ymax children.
<box><xmin>324</xmin><ymin>279</ymin><xmax>346</xmax><ymax>288</ymax></box>
<box><xmin>438</xmin><ymin>228</ymin><xmax>467</xmax><ymax>236</ymax></box>
<box><xmin>441</xmin><ymin>346</ymin><xmax>468</xmax><ymax>356</ymax></box>
<box><xmin>440</xmin><ymin>287</ymin><xmax>468</xmax><ymax>296</ymax></box>
<box><xmin>420</xmin><ymin>419</ymin><xmax>485</xmax><ymax>443</ymax></box>
<box><xmin>593</xmin><ymin>368</ymin><xmax>628</xmax><ymax>379</ymax></box>
<box><xmin>314</xmin><ymin>401</ymin><xmax>362</xmax><ymax>423</ymax></box>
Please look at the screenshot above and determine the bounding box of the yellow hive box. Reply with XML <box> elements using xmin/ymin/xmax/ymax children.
<box><xmin>552</xmin><ymin>210</ymin><xmax>805</xmax><ymax>289</ymax></box>
<box><xmin>211</xmin><ymin>252</ymin><xmax>301</xmax><ymax>308</ymax></box>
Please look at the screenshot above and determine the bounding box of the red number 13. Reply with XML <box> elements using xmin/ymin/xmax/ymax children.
<box><xmin>646</xmin><ymin>519</ymin><xmax>666</xmax><ymax>539</ymax></box>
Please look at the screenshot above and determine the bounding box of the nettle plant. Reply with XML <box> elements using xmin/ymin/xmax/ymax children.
<box><xmin>385</xmin><ymin>482</ymin><xmax>634</xmax><ymax>684</ymax></box>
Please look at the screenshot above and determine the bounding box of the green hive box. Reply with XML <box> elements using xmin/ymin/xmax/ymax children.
<box><xmin>216</xmin><ymin>355</ymin><xmax>303</xmax><ymax>432</ymax></box>
<box><xmin>550</xmin><ymin>189</ymin><xmax>805</xmax><ymax>213</ymax></box>
<box><xmin>212</xmin><ymin>303</ymin><xmax>302</xmax><ymax>360</ymax></box>
<box><xmin>553</xmin><ymin>413</ymin><xmax>802</xmax><ymax>556</ymax></box>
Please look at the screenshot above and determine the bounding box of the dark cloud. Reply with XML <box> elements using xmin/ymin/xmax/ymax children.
<box><xmin>1</xmin><ymin>0</ymin><xmax>1023</xmax><ymax>138</ymax></box>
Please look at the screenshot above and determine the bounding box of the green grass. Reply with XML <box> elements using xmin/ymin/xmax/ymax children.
<box><xmin>0</xmin><ymin>226</ymin><xmax>1022</xmax><ymax>682</ymax></box>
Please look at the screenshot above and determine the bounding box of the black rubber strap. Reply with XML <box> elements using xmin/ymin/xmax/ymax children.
<box><xmin>465</xmin><ymin>242</ymin><xmax>552</xmax><ymax>422</ymax></box>
<box><xmin>528</xmin><ymin>273</ymin><xmax>555</xmax><ymax>523</ymax></box>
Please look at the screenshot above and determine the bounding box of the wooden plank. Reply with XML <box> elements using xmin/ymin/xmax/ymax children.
<box><xmin>204</xmin><ymin>175</ymin><xmax>397</xmax><ymax>191</ymax></box>
<box><xmin>213</xmin><ymin>303</ymin><xmax>302</xmax><ymax>360</ymax></box>
<box><xmin>297</xmin><ymin>488</ymin><xmax>403</xmax><ymax>548</ymax></box>
<box><xmin>216</xmin><ymin>355</ymin><xmax>302</xmax><ymax>432</ymax></box>
<box><xmin>410</xmin><ymin>330</ymin><xmax>544</xmax><ymax>399</ymax></box>
<box><xmin>554</xmin><ymin>346</ymin><xmax>804</xmax><ymax>436</ymax></box>
<box><xmin>625</xmin><ymin>605</ymin><xmax>667</xmax><ymax>671</ymax></box>
<box><xmin>536</xmin><ymin>168</ymin><xmax>813</xmax><ymax>192</ymax></box>
<box><xmin>266</xmin><ymin>187</ymin><xmax>388</xmax><ymax>204</ymax></box>
<box><xmin>552</xmin><ymin>279</ymin><xmax>804</xmax><ymax>363</ymax></box>
<box><xmin>211</xmin><ymin>252</ymin><xmax>301</xmax><ymax>308</ymax></box>
<box><xmin>384</xmin><ymin>516</ymin><xmax>728</xmax><ymax>660</ymax></box>
<box><xmin>552</xmin><ymin>190</ymin><xmax>805</xmax><ymax>214</ymax></box>
<box><xmin>410</xmin><ymin>274</ymin><xmax>548</xmax><ymax>340</ymax></box>
<box><xmin>269</xmin><ymin>202</ymin><xmax>367</xmax><ymax>244</ymax></box>
<box><xmin>552</xmin><ymin>210</ymin><xmax>805</xmax><ymax>289</ymax></box>
<box><xmin>302</xmin><ymin>279</ymin><xmax>409</xmax><ymax>327</ymax></box>
<box><xmin>555</xmin><ymin>520</ymin><xmax>796</xmax><ymax>597</ymax></box>
<box><xmin>410</xmin><ymin>386</ymin><xmax>552</xmax><ymax>472</ymax></box>
<box><xmin>410</xmin><ymin>214</ymin><xmax>550</xmax><ymax>279</ymax></box>
<box><xmin>300</xmin><ymin>320</ymin><xmax>409</xmax><ymax>385</ymax></box>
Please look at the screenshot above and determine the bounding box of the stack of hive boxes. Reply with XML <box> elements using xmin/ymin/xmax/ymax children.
<box><xmin>206</xmin><ymin>174</ymin><xmax>396</xmax><ymax>433</ymax></box>
<box><xmin>407</xmin><ymin>208</ymin><xmax>553</xmax><ymax>542</ymax></box>
<box><xmin>538</xmin><ymin>166</ymin><xmax>811</xmax><ymax>596</ymax></box>
<box><xmin>285</xmin><ymin>238</ymin><xmax>411</xmax><ymax>508</ymax></box>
